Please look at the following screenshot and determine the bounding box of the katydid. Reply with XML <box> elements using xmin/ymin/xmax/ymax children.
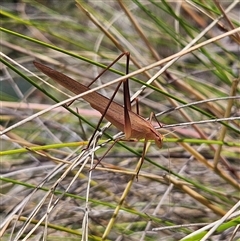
<box><xmin>33</xmin><ymin>61</ymin><xmax>163</xmax><ymax>147</ymax></box>
<box><xmin>33</xmin><ymin>58</ymin><xmax>163</xmax><ymax>176</ymax></box>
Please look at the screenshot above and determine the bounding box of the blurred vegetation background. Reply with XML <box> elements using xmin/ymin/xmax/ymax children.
<box><xmin>1</xmin><ymin>1</ymin><xmax>239</xmax><ymax>240</ymax></box>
